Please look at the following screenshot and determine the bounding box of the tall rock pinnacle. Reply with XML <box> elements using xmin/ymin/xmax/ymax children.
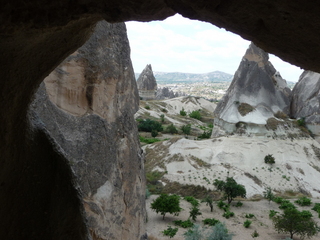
<box><xmin>214</xmin><ymin>42</ymin><xmax>291</xmax><ymax>128</ymax></box>
<box><xmin>136</xmin><ymin>64</ymin><xmax>157</xmax><ymax>100</ymax></box>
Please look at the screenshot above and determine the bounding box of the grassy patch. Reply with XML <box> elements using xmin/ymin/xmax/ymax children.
<box><xmin>238</xmin><ymin>102</ymin><xmax>255</xmax><ymax>116</ymax></box>
<box><xmin>162</xmin><ymin>181</ymin><xmax>217</xmax><ymax>199</ymax></box>
<box><xmin>139</xmin><ymin>136</ymin><xmax>161</xmax><ymax>144</ymax></box>
<box><xmin>266</xmin><ymin>118</ymin><xmax>282</xmax><ymax>131</ymax></box>
<box><xmin>244</xmin><ymin>172</ymin><xmax>262</xmax><ymax>186</ymax></box>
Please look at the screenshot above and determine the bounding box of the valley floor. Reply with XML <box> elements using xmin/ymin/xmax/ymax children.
<box><xmin>146</xmin><ymin>195</ymin><xmax>320</xmax><ymax>240</ymax></box>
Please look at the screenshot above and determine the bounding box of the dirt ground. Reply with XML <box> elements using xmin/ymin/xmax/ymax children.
<box><xmin>146</xmin><ymin>195</ymin><xmax>320</xmax><ymax>240</ymax></box>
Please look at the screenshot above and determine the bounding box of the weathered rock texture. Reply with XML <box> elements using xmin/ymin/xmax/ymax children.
<box><xmin>3</xmin><ymin>1</ymin><xmax>320</xmax><ymax>239</ymax></box>
<box><xmin>28</xmin><ymin>21</ymin><xmax>145</xmax><ymax>240</ymax></box>
<box><xmin>291</xmin><ymin>71</ymin><xmax>320</xmax><ymax>135</ymax></box>
<box><xmin>214</xmin><ymin>43</ymin><xmax>291</xmax><ymax>133</ymax></box>
<box><xmin>215</xmin><ymin>43</ymin><xmax>291</xmax><ymax>123</ymax></box>
<box><xmin>137</xmin><ymin>64</ymin><xmax>157</xmax><ymax>100</ymax></box>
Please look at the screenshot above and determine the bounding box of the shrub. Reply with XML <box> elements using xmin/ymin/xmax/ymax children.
<box><xmin>245</xmin><ymin>213</ymin><xmax>255</xmax><ymax>218</ymax></box>
<box><xmin>217</xmin><ymin>200</ymin><xmax>227</xmax><ymax>209</ymax></box>
<box><xmin>181</xmin><ymin>124</ymin><xmax>191</xmax><ymax>135</ymax></box>
<box><xmin>251</xmin><ymin>230</ymin><xmax>259</xmax><ymax>238</ymax></box>
<box><xmin>189</xmin><ymin>206</ymin><xmax>202</xmax><ymax>221</ymax></box>
<box><xmin>184</xmin><ymin>224</ymin><xmax>203</xmax><ymax>240</ymax></box>
<box><xmin>312</xmin><ymin>203</ymin><xmax>320</xmax><ymax>212</ymax></box>
<box><xmin>145</xmin><ymin>105</ymin><xmax>150</xmax><ymax>110</ymax></box>
<box><xmin>165</xmin><ymin>124</ymin><xmax>178</xmax><ymax>134</ymax></box>
<box><xmin>222</xmin><ymin>211</ymin><xmax>234</xmax><ymax>219</ymax></box>
<box><xmin>273</xmin><ymin>197</ymin><xmax>284</xmax><ymax>204</ymax></box>
<box><xmin>174</xmin><ymin>219</ymin><xmax>194</xmax><ymax>228</ymax></box>
<box><xmin>198</xmin><ymin>130</ymin><xmax>212</xmax><ymax>139</ymax></box>
<box><xmin>269</xmin><ymin>210</ymin><xmax>279</xmax><ymax>218</ymax></box>
<box><xmin>203</xmin><ymin>218</ymin><xmax>220</xmax><ymax>226</ymax></box>
<box><xmin>263</xmin><ymin>186</ymin><xmax>274</xmax><ymax>203</ymax></box>
<box><xmin>138</xmin><ymin>119</ymin><xmax>163</xmax><ymax>132</ymax></box>
<box><xmin>161</xmin><ymin>108</ymin><xmax>168</xmax><ymax>113</ymax></box>
<box><xmin>145</xmin><ymin>188</ymin><xmax>151</xmax><ymax>199</ymax></box>
<box><xmin>162</xmin><ymin>226</ymin><xmax>178</xmax><ymax>238</ymax></box>
<box><xmin>184</xmin><ymin>196</ymin><xmax>200</xmax><ymax>207</ymax></box>
<box><xmin>297</xmin><ymin>117</ymin><xmax>306</xmax><ymax>127</ymax></box>
<box><xmin>180</xmin><ymin>108</ymin><xmax>187</xmax><ymax>116</ymax></box>
<box><xmin>160</xmin><ymin>114</ymin><xmax>165</xmax><ymax>123</ymax></box>
<box><xmin>295</xmin><ymin>196</ymin><xmax>312</xmax><ymax>206</ymax></box>
<box><xmin>279</xmin><ymin>201</ymin><xmax>296</xmax><ymax>210</ymax></box>
<box><xmin>243</xmin><ymin>220</ymin><xmax>252</xmax><ymax>228</ymax></box>
<box><xmin>189</xmin><ymin>110</ymin><xmax>201</xmax><ymax>120</ymax></box>
<box><xmin>235</xmin><ymin>201</ymin><xmax>243</xmax><ymax>207</ymax></box>
<box><xmin>264</xmin><ymin>154</ymin><xmax>275</xmax><ymax>165</ymax></box>
<box><xmin>214</xmin><ymin>177</ymin><xmax>246</xmax><ymax>204</ymax></box>
<box><xmin>151</xmin><ymin>194</ymin><xmax>182</xmax><ymax>220</ymax></box>
<box><xmin>151</xmin><ymin>129</ymin><xmax>158</xmax><ymax>138</ymax></box>
<box><xmin>207</xmin><ymin>223</ymin><xmax>233</xmax><ymax>240</ymax></box>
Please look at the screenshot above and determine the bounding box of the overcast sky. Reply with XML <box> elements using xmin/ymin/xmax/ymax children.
<box><xmin>126</xmin><ymin>14</ymin><xmax>304</xmax><ymax>82</ymax></box>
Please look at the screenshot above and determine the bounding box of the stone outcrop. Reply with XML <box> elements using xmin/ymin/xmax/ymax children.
<box><xmin>291</xmin><ymin>71</ymin><xmax>320</xmax><ymax>135</ymax></box>
<box><xmin>3</xmin><ymin>1</ymin><xmax>320</xmax><ymax>239</ymax></box>
<box><xmin>156</xmin><ymin>87</ymin><xmax>185</xmax><ymax>100</ymax></box>
<box><xmin>27</xmin><ymin>21</ymin><xmax>145</xmax><ymax>240</ymax></box>
<box><xmin>137</xmin><ymin>64</ymin><xmax>157</xmax><ymax>100</ymax></box>
<box><xmin>214</xmin><ymin>43</ymin><xmax>291</xmax><ymax>133</ymax></box>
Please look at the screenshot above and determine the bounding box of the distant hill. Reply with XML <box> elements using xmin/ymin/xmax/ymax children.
<box><xmin>135</xmin><ymin>71</ymin><xmax>233</xmax><ymax>84</ymax></box>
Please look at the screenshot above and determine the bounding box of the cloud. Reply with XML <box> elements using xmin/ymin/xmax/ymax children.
<box><xmin>126</xmin><ymin>14</ymin><xmax>303</xmax><ymax>81</ymax></box>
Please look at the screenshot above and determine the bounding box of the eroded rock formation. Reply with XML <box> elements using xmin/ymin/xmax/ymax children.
<box><xmin>291</xmin><ymin>71</ymin><xmax>320</xmax><ymax>135</ymax></box>
<box><xmin>3</xmin><ymin>1</ymin><xmax>320</xmax><ymax>240</ymax></box>
<box><xmin>28</xmin><ymin>21</ymin><xmax>145</xmax><ymax>240</ymax></box>
<box><xmin>137</xmin><ymin>64</ymin><xmax>157</xmax><ymax>100</ymax></box>
<box><xmin>214</xmin><ymin>43</ymin><xmax>291</xmax><ymax>134</ymax></box>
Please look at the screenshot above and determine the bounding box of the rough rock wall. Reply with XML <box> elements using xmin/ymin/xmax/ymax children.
<box><xmin>291</xmin><ymin>70</ymin><xmax>320</xmax><ymax>135</ymax></box>
<box><xmin>214</xmin><ymin>43</ymin><xmax>291</xmax><ymax>126</ymax></box>
<box><xmin>137</xmin><ymin>64</ymin><xmax>157</xmax><ymax>100</ymax></box>
<box><xmin>29</xmin><ymin>21</ymin><xmax>146</xmax><ymax>240</ymax></box>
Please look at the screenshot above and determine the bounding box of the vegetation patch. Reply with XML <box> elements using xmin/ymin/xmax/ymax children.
<box><xmin>139</xmin><ymin>135</ymin><xmax>161</xmax><ymax>144</ymax></box>
<box><xmin>202</xmin><ymin>218</ymin><xmax>220</xmax><ymax>226</ymax></box>
<box><xmin>189</xmin><ymin>155</ymin><xmax>211</xmax><ymax>168</ymax></box>
<box><xmin>274</xmin><ymin>111</ymin><xmax>288</xmax><ymax>119</ymax></box>
<box><xmin>266</xmin><ymin>118</ymin><xmax>282</xmax><ymax>131</ymax></box>
<box><xmin>311</xmin><ymin>144</ymin><xmax>320</xmax><ymax>160</ymax></box>
<box><xmin>162</xmin><ymin>181</ymin><xmax>216</xmax><ymax>199</ymax></box>
<box><xmin>173</xmin><ymin>219</ymin><xmax>194</xmax><ymax>228</ymax></box>
<box><xmin>238</xmin><ymin>102</ymin><xmax>255</xmax><ymax>116</ymax></box>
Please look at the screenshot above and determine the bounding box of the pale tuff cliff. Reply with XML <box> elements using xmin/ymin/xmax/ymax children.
<box><xmin>214</xmin><ymin>43</ymin><xmax>291</xmax><ymax>133</ymax></box>
<box><xmin>29</xmin><ymin>21</ymin><xmax>146</xmax><ymax>240</ymax></box>
<box><xmin>137</xmin><ymin>64</ymin><xmax>157</xmax><ymax>100</ymax></box>
<box><xmin>291</xmin><ymin>71</ymin><xmax>320</xmax><ymax>135</ymax></box>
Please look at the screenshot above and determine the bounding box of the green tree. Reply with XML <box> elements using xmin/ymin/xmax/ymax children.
<box><xmin>151</xmin><ymin>194</ymin><xmax>182</xmax><ymax>220</ymax></box>
<box><xmin>263</xmin><ymin>186</ymin><xmax>274</xmax><ymax>204</ymax></box>
<box><xmin>272</xmin><ymin>208</ymin><xmax>319</xmax><ymax>239</ymax></box>
<box><xmin>213</xmin><ymin>177</ymin><xmax>246</xmax><ymax>204</ymax></box>
<box><xmin>180</xmin><ymin>108</ymin><xmax>187</xmax><ymax>116</ymax></box>
<box><xmin>189</xmin><ymin>110</ymin><xmax>201</xmax><ymax>120</ymax></box>
<box><xmin>189</xmin><ymin>206</ymin><xmax>202</xmax><ymax>221</ymax></box>
<box><xmin>181</xmin><ymin>124</ymin><xmax>191</xmax><ymax>135</ymax></box>
<box><xmin>202</xmin><ymin>195</ymin><xmax>214</xmax><ymax>212</ymax></box>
